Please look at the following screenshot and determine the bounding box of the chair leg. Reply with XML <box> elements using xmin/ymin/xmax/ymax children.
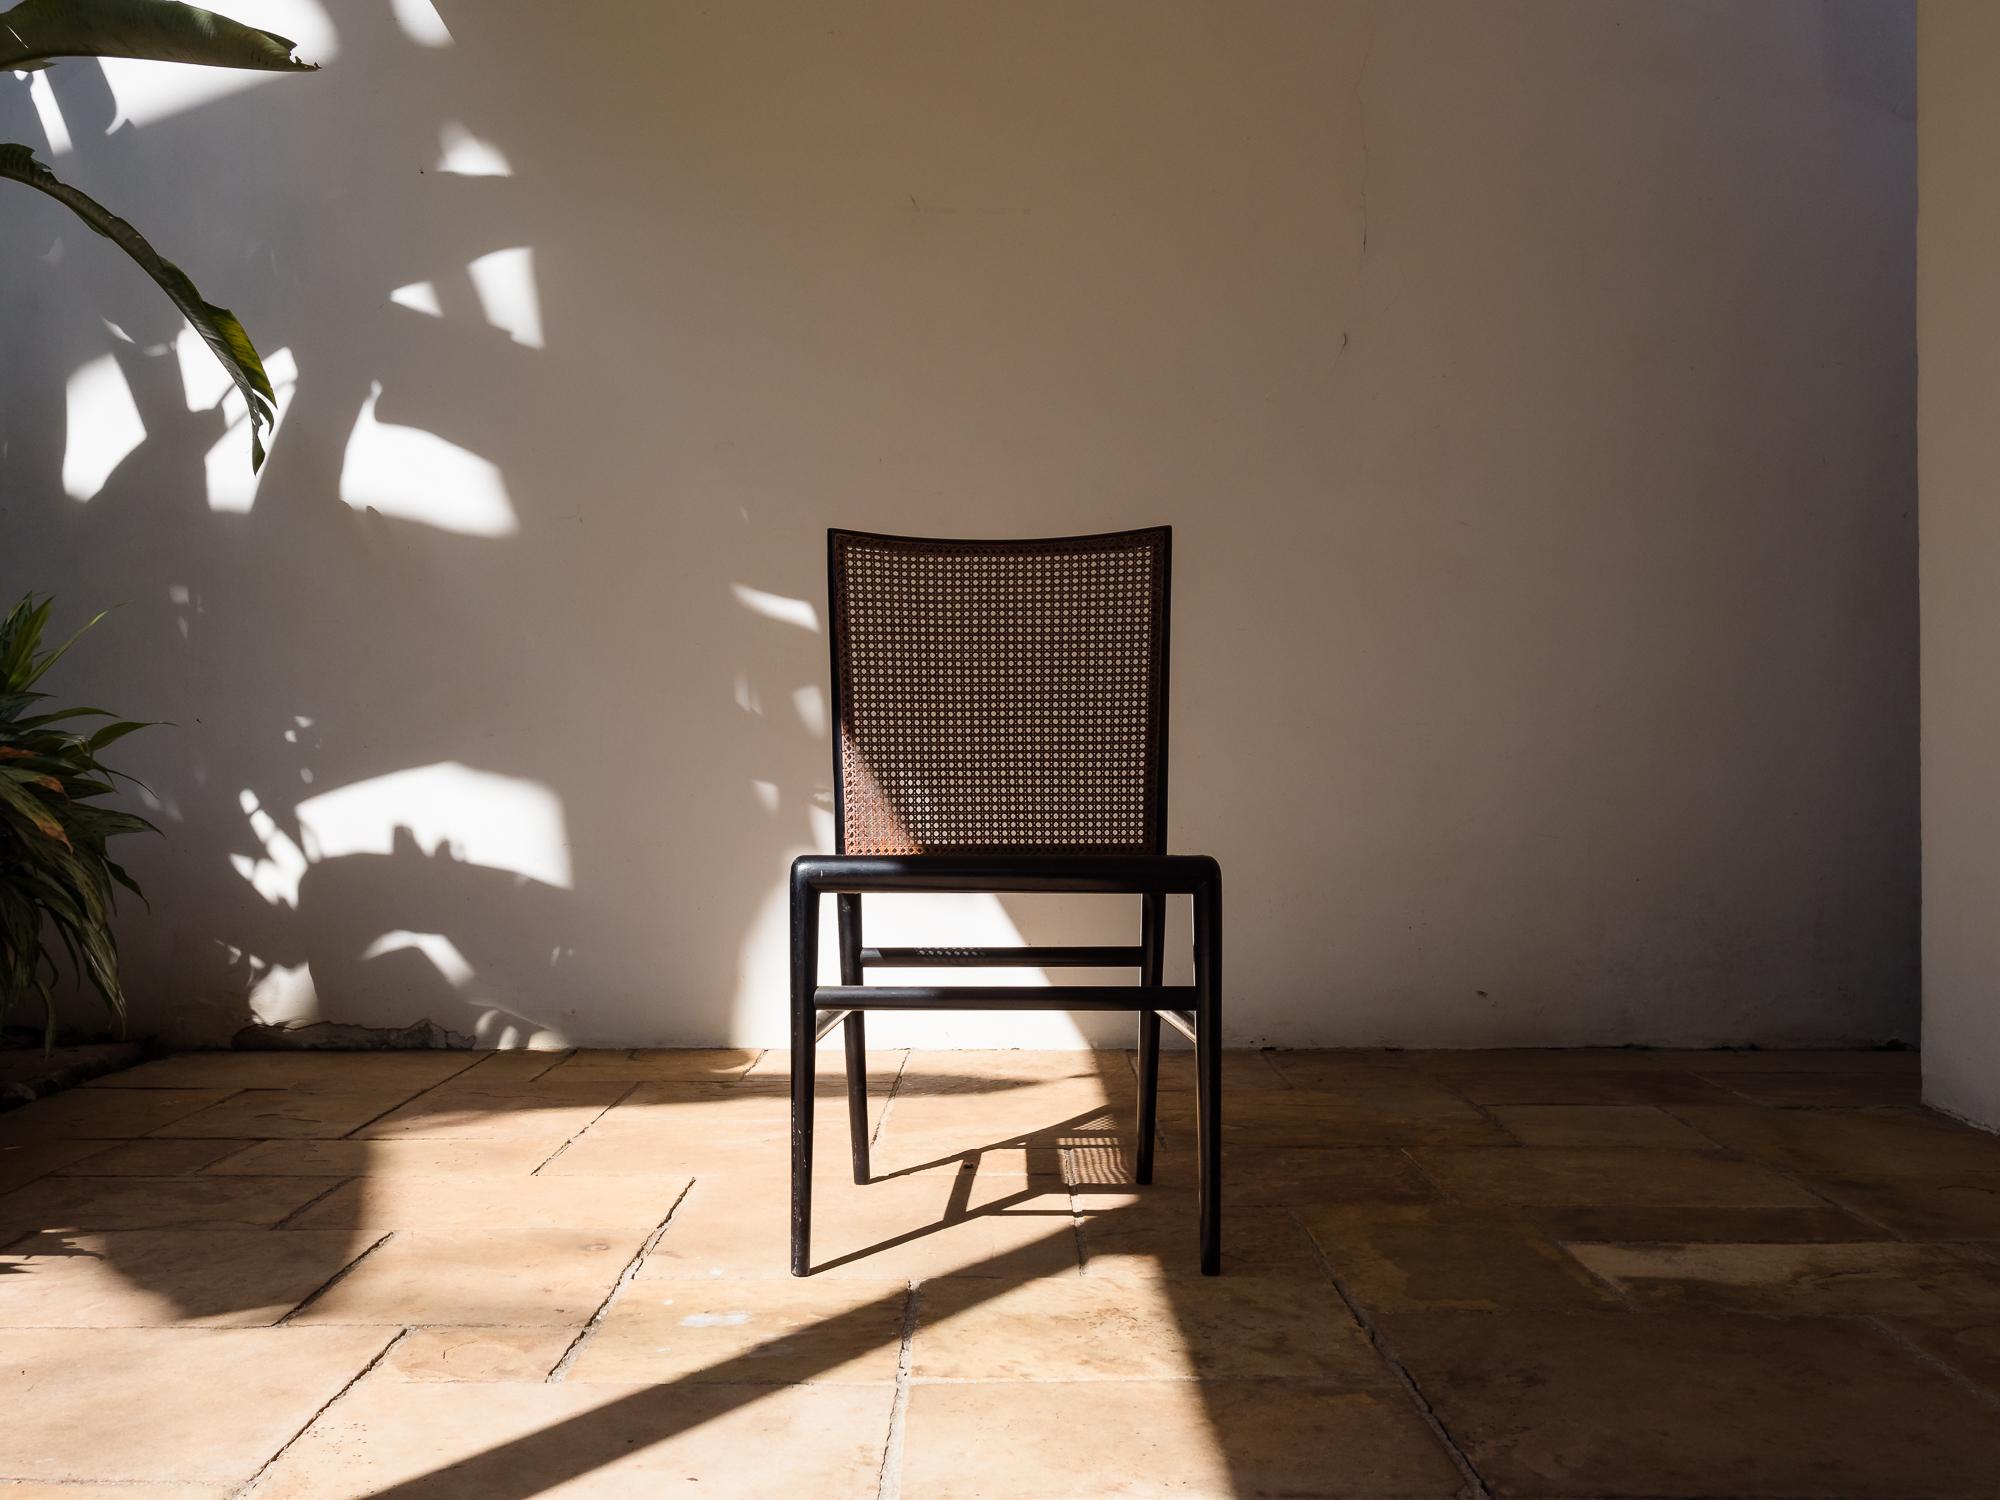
<box><xmin>836</xmin><ymin>894</ymin><xmax>870</xmax><ymax>1184</ymax></box>
<box><xmin>790</xmin><ymin>869</ymin><xmax>819</xmax><ymax>1276</ymax></box>
<box><xmin>1193</xmin><ymin>875</ymin><xmax>1223</xmax><ymax>1275</ymax></box>
<box><xmin>1135</xmin><ymin>891</ymin><xmax>1164</xmax><ymax>1185</ymax></box>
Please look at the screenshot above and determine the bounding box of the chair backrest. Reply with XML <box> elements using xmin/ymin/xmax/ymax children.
<box><xmin>827</xmin><ymin>527</ymin><xmax>1172</xmax><ymax>857</ymax></box>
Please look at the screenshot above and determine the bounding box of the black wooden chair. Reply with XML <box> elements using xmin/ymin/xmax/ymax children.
<box><xmin>789</xmin><ymin>526</ymin><xmax>1223</xmax><ymax>1275</ymax></box>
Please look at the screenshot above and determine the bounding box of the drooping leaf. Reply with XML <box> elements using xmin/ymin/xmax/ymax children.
<box><xmin>0</xmin><ymin>0</ymin><xmax>317</xmax><ymax>73</ymax></box>
<box><xmin>0</xmin><ymin>144</ymin><xmax>276</xmax><ymax>469</ymax></box>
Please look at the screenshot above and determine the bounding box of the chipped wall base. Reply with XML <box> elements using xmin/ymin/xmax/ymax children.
<box><xmin>230</xmin><ymin>1017</ymin><xmax>477</xmax><ymax>1051</ymax></box>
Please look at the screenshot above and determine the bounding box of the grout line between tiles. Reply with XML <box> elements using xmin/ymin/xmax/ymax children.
<box><xmin>231</xmin><ymin>1326</ymin><xmax>411</xmax><ymax>1499</ymax></box>
<box><xmin>1863</xmin><ymin>1314</ymin><xmax>2000</xmax><ymax>1412</ymax></box>
<box><xmin>547</xmin><ymin>1175</ymin><xmax>696</xmax><ymax>1381</ymax></box>
<box><xmin>532</xmin><ymin>1081</ymin><xmax>643</xmax><ymax>1176</ymax></box>
<box><xmin>1299</xmin><ymin>1209</ymin><xmax>1494</xmax><ymax>1500</ymax></box>
<box><xmin>276</xmin><ymin>1230</ymin><xmax>395</xmax><ymax>1325</ymax></box>
<box><xmin>872</xmin><ymin>1280</ymin><xmax>923</xmax><ymax>1500</ymax></box>
<box><xmin>270</xmin><ymin>1175</ymin><xmax>357</xmax><ymax>1229</ymax></box>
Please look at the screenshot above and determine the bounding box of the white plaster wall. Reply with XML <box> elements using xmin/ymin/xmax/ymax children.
<box><xmin>1918</xmin><ymin>1</ymin><xmax>2000</xmax><ymax>1129</ymax></box>
<box><xmin>0</xmin><ymin>1</ymin><xmax>1917</xmax><ymax>1048</ymax></box>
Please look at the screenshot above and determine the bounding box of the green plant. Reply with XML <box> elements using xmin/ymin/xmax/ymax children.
<box><xmin>0</xmin><ymin>598</ymin><xmax>157</xmax><ymax>1046</ymax></box>
<box><xmin>1</xmin><ymin>0</ymin><xmax>319</xmax><ymax>470</ymax></box>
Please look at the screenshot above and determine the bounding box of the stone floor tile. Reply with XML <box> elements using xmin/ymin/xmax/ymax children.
<box><xmin>288</xmin><ymin>1173</ymin><xmax>687</xmax><ymax>1230</ymax></box>
<box><xmin>1673</xmin><ymin>1106</ymin><xmax>2000</xmax><ymax>1176</ymax></box>
<box><xmin>55</xmin><ymin>1138</ymin><xmax>257</xmax><ymax>1176</ymax></box>
<box><xmin>534</xmin><ymin>1048</ymin><xmax>763</xmax><ymax>1083</ymax></box>
<box><xmin>87</xmin><ymin>1051</ymin><xmax>480</xmax><ymax>1093</ymax></box>
<box><xmin>1159</xmin><ymin>1086</ymin><xmax>1506</xmax><ymax>1149</ymax></box>
<box><xmin>1566</xmin><ymin>1240</ymin><xmax>2000</xmax><ymax>1318</ymax></box>
<box><xmin>1265</xmin><ymin>1048</ymin><xmax>1429</xmax><ymax>1089</ymax></box>
<box><xmin>0</xmin><ymin>1326</ymin><xmax>390</xmax><ymax>1483</ymax></box>
<box><xmin>567</xmin><ymin>1277</ymin><xmax>910</xmax><ymax>1385</ymax></box>
<box><xmin>742</xmin><ymin>1046</ymin><xmax>908</xmax><ymax>1082</ymax></box>
<box><xmin>0</xmin><ymin>1088</ymin><xmax>233</xmax><ymax>1141</ymax></box>
<box><xmin>878</xmin><ymin>1078</ymin><xmax>1134</xmax><ymax>1147</ymax></box>
<box><xmin>354</xmin><ymin>1083</ymin><xmax>624</xmax><ymax>1144</ymax></box>
<box><xmin>1411</xmin><ymin>1146</ymin><xmax>1820</xmax><ymax>1208</ymax></box>
<box><xmin>1522</xmin><ymin>1202</ymin><xmax>1886</xmax><ymax>1243</ymax></box>
<box><xmin>0</xmin><ymin>1486</ymin><xmax>232</xmax><ymax>1498</ymax></box>
<box><xmin>1379</xmin><ymin>1311</ymin><xmax>2000</xmax><ymax>1498</ymax></box>
<box><xmin>0</xmin><ymin>1229</ymin><xmax>374</xmax><ymax>1327</ymax></box>
<box><xmin>0</xmin><ymin>1138</ymin><xmax>107</xmax><ymax>1194</ymax></box>
<box><xmin>207</xmin><ymin>1137</ymin><xmax>556</xmax><ymax>1175</ymax></box>
<box><xmin>1396</xmin><ymin>1048</ymin><xmax>1699</xmax><ymax>1074</ymax></box>
<box><xmin>1885</xmin><ymin>1316</ymin><xmax>2000</xmax><ymax>1397</ymax></box>
<box><xmin>151</xmin><ymin>1089</ymin><xmax>421</xmax><ymax>1140</ymax></box>
<box><xmin>288</xmin><ymin>1228</ymin><xmax>646</xmax><ymax>1325</ymax></box>
<box><xmin>1809</xmin><ymin>1172</ymin><xmax>2000</xmax><ymax>1239</ymax></box>
<box><xmin>452</xmin><ymin>1049</ymin><xmax>574</xmax><ymax>1082</ymax></box>
<box><xmin>547</xmin><ymin>1083</ymin><xmax>887</xmax><ymax>1176</ymax></box>
<box><xmin>1066</xmin><ymin>1142</ymin><xmax>1440</xmax><ymax>1207</ymax></box>
<box><xmin>1076</xmin><ymin>1193</ymin><xmax>1329</xmax><ymax>1280</ymax></box>
<box><xmin>1488</xmin><ymin>1103</ymin><xmax>1716</xmax><ymax>1149</ymax></box>
<box><xmin>896</xmin><ymin>1049</ymin><xmax>1135</xmax><ymax>1092</ymax></box>
<box><xmin>1133</xmin><ymin>1047</ymin><xmax>1294</xmax><ymax>1091</ymax></box>
<box><xmin>381</xmin><ymin>1326</ymin><xmax>577</xmax><ymax>1382</ymax></box>
<box><xmin>1672</xmin><ymin>1048</ymin><xmax>1920</xmax><ymax>1073</ymax></box>
<box><xmin>1302</xmin><ymin>1203</ymin><xmax>1617</xmax><ymax>1313</ymax></box>
<box><xmin>1448</xmin><ymin>1070</ymin><xmax>1739</xmax><ymax>1106</ymax></box>
<box><xmin>642</xmin><ymin>1170</ymin><xmax>1078</xmax><ymax>1280</ymax></box>
<box><xmin>1699</xmin><ymin>1070</ymin><xmax>1926</xmax><ymax>1108</ymax></box>
<box><xmin>0</xmin><ymin>1174</ymin><xmax>334</xmax><ymax>1234</ymax></box>
<box><xmin>900</xmin><ymin>1379</ymin><xmax>1462</xmax><ymax>1500</ymax></box>
<box><xmin>913</xmin><ymin>1274</ymin><xmax>1387</xmax><ymax>1381</ymax></box>
<box><xmin>251</xmin><ymin>1377</ymin><xmax>892</xmax><ymax>1499</ymax></box>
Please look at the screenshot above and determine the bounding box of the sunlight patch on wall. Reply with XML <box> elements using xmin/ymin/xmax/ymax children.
<box><xmin>436</xmin><ymin>121</ymin><xmax>511</xmax><ymax>177</ymax></box>
<box><xmin>340</xmin><ymin>380</ymin><xmax>517</xmax><ymax>536</ymax></box>
<box><xmin>96</xmin><ymin>2</ymin><xmax>337</xmax><ymax>131</ymax></box>
<box><xmin>362</xmin><ymin>929</ymin><xmax>475</xmax><ymax>986</ymax></box>
<box><xmin>295</xmin><ymin>762</ymin><xmax>573</xmax><ymax>889</ymax></box>
<box><xmin>61</xmin><ymin>352</ymin><xmax>145</xmax><ymax>500</ymax></box>
<box><xmin>391</xmin><ymin>0</ymin><xmax>454</xmax><ymax>47</ymax></box>
<box><xmin>203</xmin><ymin>346</ymin><xmax>298</xmax><ymax>514</ymax></box>
<box><xmin>468</xmin><ymin>247</ymin><xmax>544</xmax><ymax>348</ymax></box>
<box><xmin>230</xmin><ymin>789</ymin><xmax>309</xmax><ymax>908</ymax></box>
<box><xmin>25</xmin><ymin>69</ymin><xmax>73</xmax><ymax>155</ymax></box>
<box><xmin>730</xmin><ymin>584</ymin><xmax>820</xmax><ymax>632</ymax></box>
<box><xmin>389</xmin><ymin>280</ymin><xmax>444</xmax><ymax>316</ymax></box>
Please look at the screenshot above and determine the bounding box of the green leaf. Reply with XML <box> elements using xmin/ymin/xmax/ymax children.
<box><xmin>0</xmin><ymin>144</ymin><xmax>277</xmax><ymax>470</ymax></box>
<box><xmin>0</xmin><ymin>0</ymin><xmax>318</xmax><ymax>72</ymax></box>
<box><xmin>85</xmin><ymin>719</ymin><xmax>152</xmax><ymax>752</ymax></box>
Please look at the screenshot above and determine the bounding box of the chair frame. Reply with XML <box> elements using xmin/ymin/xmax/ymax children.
<box><xmin>789</xmin><ymin>527</ymin><xmax>1223</xmax><ymax>1276</ymax></box>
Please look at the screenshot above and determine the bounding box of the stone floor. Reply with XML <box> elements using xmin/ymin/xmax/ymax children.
<box><xmin>0</xmin><ymin>1046</ymin><xmax>1997</xmax><ymax>1498</ymax></box>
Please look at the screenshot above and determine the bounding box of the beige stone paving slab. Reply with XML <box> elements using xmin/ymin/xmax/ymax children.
<box><xmin>453</xmin><ymin>1048</ymin><xmax>573</xmax><ymax>1081</ymax></box>
<box><xmin>1521</xmin><ymin>1202</ymin><xmax>1887</xmax><ymax>1243</ymax></box>
<box><xmin>534</xmin><ymin>1048</ymin><xmax>762</xmax><ymax>1083</ymax></box>
<box><xmin>900</xmin><ymin>1379</ymin><xmax>1462</xmax><ymax>1500</ymax></box>
<box><xmin>896</xmin><ymin>1049</ymin><xmax>1134</xmax><ymax>1092</ymax></box>
<box><xmin>743</xmin><ymin>1046</ymin><xmax>907</xmax><ymax>1082</ymax></box>
<box><xmin>1129</xmin><ymin>1047</ymin><xmax>1293</xmax><ymax>1091</ymax></box>
<box><xmin>0</xmin><ymin>1088</ymin><xmax>233</xmax><ymax>1141</ymax></box>
<box><xmin>1076</xmin><ymin>1193</ymin><xmax>1328</xmax><ymax>1280</ymax></box>
<box><xmin>1446</xmin><ymin>1070</ymin><xmax>1739</xmax><ymax>1106</ymax></box>
<box><xmin>913</xmin><ymin>1273</ymin><xmax>1387</xmax><ymax>1382</ymax></box>
<box><xmin>547</xmin><ymin>1084</ymin><xmax>887</xmax><ymax>1176</ymax></box>
<box><xmin>0</xmin><ymin>1174</ymin><xmax>334</xmax><ymax>1234</ymax></box>
<box><xmin>150</xmin><ymin>1089</ymin><xmax>421</xmax><ymax>1140</ymax></box>
<box><xmin>55</xmin><ymin>1138</ymin><xmax>256</xmax><ymax>1176</ymax></box>
<box><xmin>1301</xmin><ymin>1203</ymin><xmax>1618</xmax><ymax>1313</ymax></box>
<box><xmin>642</xmin><ymin>1170</ymin><xmax>1078</xmax><ymax>1281</ymax></box>
<box><xmin>0</xmin><ymin>1138</ymin><xmax>104</xmax><ymax>1194</ymax></box>
<box><xmin>1664</xmin><ymin>1048</ymin><xmax>1921</xmax><ymax>1073</ymax></box>
<box><xmin>1265</xmin><ymin>1048</ymin><xmax>1429</xmax><ymax>1088</ymax></box>
<box><xmin>251</xmin><ymin>1377</ymin><xmax>892</xmax><ymax>1499</ymax></box>
<box><xmin>1410</xmin><ymin>1146</ymin><xmax>1821</xmax><ymax>1208</ymax></box>
<box><xmin>1157</xmin><ymin>1085</ymin><xmax>1506</xmax><ymax>1149</ymax></box>
<box><xmin>381</xmin><ymin>1326</ymin><xmax>577</xmax><ymax>1382</ymax></box>
<box><xmin>1378</xmin><ymin>1310</ymin><xmax>2000</xmax><ymax>1498</ymax></box>
<box><xmin>86</xmin><ymin>1050</ymin><xmax>480</xmax><ymax>1093</ymax></box>
<box><xmin>288</xmin><ymin>1173</ymin><xmax>687</xmax><ymax>1230</ymax></box>
<box><xmin>1808</xmin><ymin>1171</ymin><xmax>2000</xmax><ymax>1239</ymax></box>
<box><xmin>1391</xmin><ymin>1048</ymin><xmax>1703</xmax><ymax>1073</ymax></box>
<box><xmin>1487</xmin><ymin>1103</ymin><xmax>1716</xmax><ymax>1149</ymax></box>
<box><xmin>864</xmin><ymin>1135</ymin><xmax>1064</xmax><ymax>1178</ymax></box>
<box><xmin>0</xmin><ymin>1326</ymin><xmax>391</xmax><ymax>1482</ymax></box>
<box><xmin>871</xmin><ymin>1079</ymin><xmax>1124</xmax><ymax>1145</ymax></box>
<box><xmin>0</xmin><ymin>1486</ymin><xmax>232</xmax><ymax>1498</ymax></box>
<box><xmin>1566</xmin><ymin>1240</ymin><xmax>2000</xmax><ymax>1319</ymax></box>
<box><xmin>288</xmin><ymin>1227</ymin><xmax>645</xmax><ymax>1326</ymax></box>
<box><xmin>1698</xmin><ymin>1069</ymin><xmax>1926</xmax><ymax>1108</ymax></box>
<box><xmin>1885</xmin><ymin>1315</ymin><xmax>2000</xmax><ymax>1398</ymax></box>
<box><xmin>0</xmin><ymin>1229</ymin><xmax>376</xmax><ymax>1327</ymax></box>
<box><xmin>1670</xmin><ymin>1105</ymin><xmax>2000</xmax><ymax>1176</ymax></box>
<box><xmin>1066</xmin><ymin>1142</ymin><xmax>1439</xmax><ymax>1206</ymax></box>
<box><xmin>353</xmin><ymin>1083</ymin><xmax>624</xmax><ymax>1143</ymax></box>
<box><xmin>206</xmin><ymin>1136</ymin><xmax>555</xmax><ymax>1176</ymax></box>
<box><xmin>567</xmin><ymin>1277</ymin><xmax>910</xmax><ymax>1385</ymax></box>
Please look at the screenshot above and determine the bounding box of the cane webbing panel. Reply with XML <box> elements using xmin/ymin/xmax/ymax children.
<box><xmin>829</xmin><ymin>528</ymin><xmax>1169</xmax><ymax>857</ymax></box>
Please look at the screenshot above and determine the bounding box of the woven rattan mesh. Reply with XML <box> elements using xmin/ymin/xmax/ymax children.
<box><xmin>828</xmin><ymin>528</ymin><xmax>1170</xmax><ymax>856</ymax></box>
